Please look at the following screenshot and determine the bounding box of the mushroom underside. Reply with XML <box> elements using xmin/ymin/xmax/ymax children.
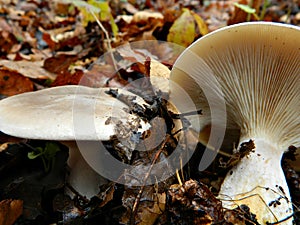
<box><xmin>170</xmin><ymin>22</ymin><xmax>300</xmax><ymax>224</ymax></box>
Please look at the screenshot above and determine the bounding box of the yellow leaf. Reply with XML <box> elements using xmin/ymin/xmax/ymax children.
<box><xmin>191</xmin><ymin>11</ymin><xmax>208</xmax><ymax>36</ymax></box>
<box><xmin>167</xmin><ymin>8</ymin><xmax>196</xmax><ymax>47</ymax></box>
<box><xmin>91</xmin><ymin>0</ymin><xmax>110</xmax><ymax>21</ymax></box>
<box><xmin>65</xmin><ymin>0</ymin><xmax>118</xmax><ymax>36</ymax></box>
<box><xmin>63</xmin><ymin>0</ymin><xmax>100</xmax><ymax>26</ymax></box>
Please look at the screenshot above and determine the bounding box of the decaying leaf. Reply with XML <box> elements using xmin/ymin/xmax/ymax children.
<box><xmin>0</xmin><ymin>60</ymin><xmax>56</xmax><ymax>80</ymax></box>
<box><xmin>0</xmin><ymin>199</ymin><xmax>23</xmax><ymax>225</ymax></box>
<box><xmin>81</xmin><ymin>63</ymin><xmax>127</xmax><ymax>88</ymax></box>
<box><xmin>137</xmin><ymin>193</ymin><xmax>166</xmax><ymax>225</ymax></box>
<box><xmin>0</xmin><ymin>30</ymin><xmax>18</xmax><ymax>55</ymax></box>
<box><xmin>0</xmin><ymin>1</ymin><xmax>298</xmax><ymax>224</ymax></box>
<box><xmin>0</xmin><ymin>66</ymin><xmax>34</xmax><ymax>96</ymax></box>
<box><xmin>43</xmin><ymin>54</ymin><xmax>78</xmax><ymax>74</ymax></box>
<box><xmin>42</xmin><ymin>32</ymin><xmax>57</xmax><ymax>50</ymax></box>
<box><xmin>98</xmin><ymin>183</ymin><xmax>116</xmax><ymax>208</ymax></box>
<box><xmin>51</xmin><ymin>69</ymin><xmax>83</xmax><ymax>86</ymax></box>
<box><xmin>224</xmin><ymin>205</ymin><xmax>260</xmax><ymax>225</ymax></box>
<box><xmin>167</xmin><ymin>179</ymin><xmax>224</xmax><ymax>224</ymax></box>
<box><xmin>120</xmin><ymin>186</ymin><xmax>167</xmax><ymax>225</ymax></box>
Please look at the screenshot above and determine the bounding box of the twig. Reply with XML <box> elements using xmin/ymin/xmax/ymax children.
<box><xmin>129</xmin><ymin>135</ymin><xmax>170</xmax><ymax>225</ymax></box>
<box><xmin>88</xmin><ymin>8</ymin><xmax>120</xmax><ymax>85</ymax></box>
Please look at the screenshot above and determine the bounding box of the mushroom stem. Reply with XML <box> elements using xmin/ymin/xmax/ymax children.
<box><xmin>219</xmin><ymin>138</ymin><xmax>293</xmax><ymax>224</ymax></box>
<box><xmin>62</xmin><ymin>141</ymin><xmax>107</xmax><ymax>199</ymax></box>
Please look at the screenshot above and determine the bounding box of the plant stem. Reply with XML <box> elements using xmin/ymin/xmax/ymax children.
<box><xmin>247</xmin><ymin>0</ymin><xmax>254</xmax><ymax>21</ymax></box>
<box><xmin>260</xmin><ymin>0</ymin><xmax>268</xmax><ymax>20</ymax></box>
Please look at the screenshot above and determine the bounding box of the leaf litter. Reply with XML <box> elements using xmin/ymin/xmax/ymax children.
<box><xmin>0</xmin><ymin>0</ymin><xmax>299</xmax><ymax>224</ymax></box>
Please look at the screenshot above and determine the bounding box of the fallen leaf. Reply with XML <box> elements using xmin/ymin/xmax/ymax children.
<box><xmin>99</xmin><ymin>183</ymin><xmax>116</xmax><ymax>207</ymax></box>
<box><xmin>132</xmin><ymin>10</ymin><xmax>163</xmax><ymax>23</ymax></box>
<box><xmin>0</xmin><ymin>17</ymin><xmax>12</xmax><ymax>33</ymax></box>
<box><xmin>0</xmin><ymin>199</ymin><xmax>23</xmax><ymax>225</ymax></box>
<box><xmin>150</xmin><ymin>59</ymin><xmax>170</xmax><ymax>93</ymax></box>
<box><xmin>0</xmin><ymin>66</ymin><xmax>34</xmax><ymax>96</ymax></box>
<box><xmin>0</xmin><ymin>31</ymin><xmax>18</xmax><ymax>55</ymax></box>
<box><xmin>43</xmin><ymin>54</ymin><xmax>78</xmax><ymax>74</ymax></box>
<box><xmin>200</xmin><ymin>1</ymin><xmax>231</xmax><ymax>32</ymax></box>
<box><xmin>191</xmin><ymin>11</ymin><xmax>209</xmax><ymax>36</ymax></box>
<box><xmin>121</xmin><ymin>186</ymin><xmax>167</xmax><ymax>225</ymax></box>
<box><xmin>138</xmin><ymin>193</ymin><xmax>166</xmax><ymax>225</ymax></box>
<box><xmin>51</xmin><ymin>69</ymin><xmax>83</xmax><ymax>86</ymax></box>
<box><xmin>52</xmin><ymin>1</ymin><xmax>71</xmax><ymax>16</ymax></box>
<box><xmin>167</xmin><ymin>8</ymin><xmax>196</xmax><ymax>47</ymax></box>
<box><xmin>82</xmin><ymin>63</ymin><xmax>127</xmax><ymax>88</ymax></box>
<box><xmin>42</xmin><ymin>32</ymin><xmax>57</xmax><ymax>50</ymax></box>
<box><xmin>0</xmin><ymin>60</ymin><xmax>56</xmax><ymax>80</ymax></box>
<box><xmin>167</xmin><ymin>179</ymin><xmax>224</xmax><ymax>224</ymax></box>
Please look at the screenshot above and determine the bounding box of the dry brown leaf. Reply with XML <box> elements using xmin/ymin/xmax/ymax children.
<box><xmin>0</xmin><ymin>66</ymin><xmax>34</xmax><ymax>96</ymax></box>
<box><xmin>137</xmin><ymin>193</ymin><xmax>166</xmax><ymax>225</ymax></box>
<box><xmin>99</xmin><ymin>184</ymin><xmax>116</xmax><ymax>207</ymax></box>
<box><xmin>81</xmin><ymin>64</ymin><xmax>126</xmax><ymax>88</ymax></box>
<box><xmin>42</xmin><ymin>32</ymin><xmax>57</xmax><ymax>50</ymax></box>
<box><xmin>51</xmin><ymin>69</ymin><xmax>83</xmax><ymax>86</ymax></box>
<box><xmin>0</xmin><ymin>199</ymin><xmax>23</xmax><ymax>225</ymax></box>
<box><xmin>168</xmin><ymin>180</ymin><xmax>223</xmax><ymax>224</ymax></box>
<box><xmin>0</xmin><ymin>60</ymin><xmax>56</xmax><ymax>80</ymax></box>
<box><xmin>121</xmin><ymin>186</ymin><xmax>167</xmax><ymax>225</ymax></box>
<box><xmin>0</xmin><ymin>31</ymin><xmax>18</xmax><ymax>55</ymax></box>
<box><xmin>43</xmin><ymin>54</ymin><xmax>78</xmax><ymax>74</ymax></box>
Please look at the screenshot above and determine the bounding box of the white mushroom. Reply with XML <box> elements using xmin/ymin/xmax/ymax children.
<box><xmin>170</xmin><ymin>22</ymin><xmax>299</xmax><ymax>224</ymax></box>
<box><xmin>0</xmin><ymin>85</ymin><xmax>151</xmax><ymax>199</ymax></box>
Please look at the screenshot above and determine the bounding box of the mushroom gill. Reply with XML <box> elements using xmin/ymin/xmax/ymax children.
<box><xmin>170</xmin><ymin>22</ymin><xmax>300</xmax><ymax>224</ymax></box>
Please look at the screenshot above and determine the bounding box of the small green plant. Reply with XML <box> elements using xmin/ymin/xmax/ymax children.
<box><xmin>28</xmin><ymin>142</ymin><xmax>61</xmax><ymax>173</ymax></box>
<box><xmin>234</xmin><ymin>0</ymin><xmax>270</xmax><ymax>21</ymax></box>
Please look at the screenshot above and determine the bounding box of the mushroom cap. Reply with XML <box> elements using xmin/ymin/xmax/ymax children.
<box><xmin>170</xmin><ymin>22</ymin><xmax>300</xmax><ymax>149</ymax></box>
<box><xmin>0</xmin><ymin>85</ymin><xmax>150</xmax><ymax>141</ymax></box>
